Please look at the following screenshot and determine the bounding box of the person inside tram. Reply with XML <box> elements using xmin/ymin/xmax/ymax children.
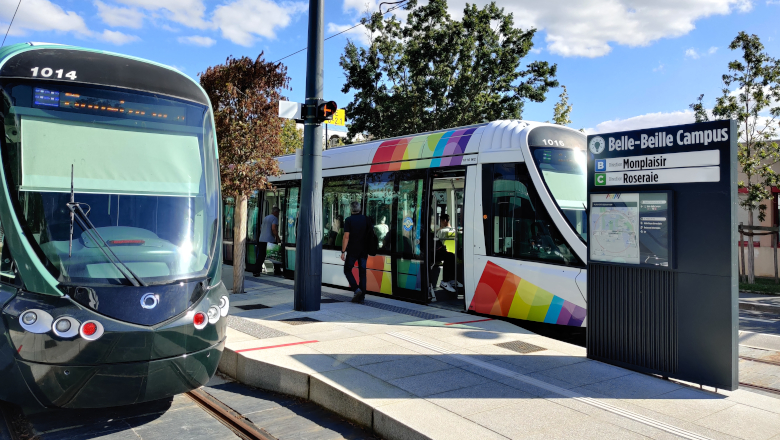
<box><xmin>373</xmin><ymin>215</ymin><xmax>389</xmax><ymax>248</ymax></box>
<box><xmin>253</xmin><ymin>206</ymin><xmax>280</xmax><ymax>277</ymax></box>
<box><xmin>432</xmin><ymin>214</ymin><xmax>459</xmax><ymax>293</ymax></box>
<box><xmin>327</xmin><ymin>215</ymin><xmax>344</xmax><ymax>247</ymax></box>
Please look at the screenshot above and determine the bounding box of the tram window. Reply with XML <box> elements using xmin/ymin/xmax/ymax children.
<box><xmin>247</xmin><ymin>191</ymin><xmax>259</xmax><ymax>242</ymax></box>
<box><xmin>284</xmin><ymin>185</ymin><xmax>300</xmax><ymax>245</ymax></box>
<box><xmin>0</xmin><ymin>223</ymin><xmax>20</xmax><ymax>286</ymax></box>
<box><xmin>322</xmin><ymin>177</ymin><xmax>364</xmax><ymax>250</ymax></box>
<box><xmin>530</xmin><ymin>148</ymin><xmax>587</xmax><ymax>242</ymax></box>
<box><xmin>223</xmin><ymin>198</ymin><xmax>235</xmax><ymax>242</ymax></box>
<box><xmin>397</xmin><ymin>177</ymin><xmax>424</xmax><ymax>258</ymax></box>
<box><xmin>366</xmin><ymin>173</ymin><xmax>395</xmax><ymax>252</ymax></box>
<box><xmin>486</xmin><ymin>163</ymin><xmax>583</xmax><ymax>266</ymax></box>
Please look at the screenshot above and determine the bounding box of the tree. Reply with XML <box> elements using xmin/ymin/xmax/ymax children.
<box><xmin>552</xmin><ymin>86</ymin><xmax>573</xmax><ymax>126</ymax></box>
<box><xmin>339</xmin><ymin>0</ymin><xmax>558</xmax><ymax>141</ymax></box>
<box><xmin>200</xmin><ymin>54</ymin><xmax>290</xmax><ymax>293</ymax></box>
<box><xmin>280</xmin><ymin>119</ymin><xmax>303</xmax><ymax>155</ymax></box>
<box><xmin>690</xmin><ymin>32</ymin><xmax>780</xmax><ymax>284</ymax></box>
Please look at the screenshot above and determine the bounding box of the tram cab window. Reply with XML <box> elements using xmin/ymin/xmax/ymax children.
<box><xmin>0</xmin><ymin>223</ymin><xmax>21</xmax><ymax>286</ymax></box>
<box><xmin>322</xmin><ymin>177</ymin><xmax>364</xmax><ymax>250</ymax></box>
<box><xmin>366</xmin><ymin>173</ymin><xmax>395</xmax><ymax>252</ymax></box>
<box><xmin>485</xmin><ymin>163</ymin><xmax>582</xmax><ymax>266</ymax></box>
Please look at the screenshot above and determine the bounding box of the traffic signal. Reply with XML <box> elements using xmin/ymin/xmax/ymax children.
<box><xmin>318</xmin><ymin>101</ymin><xmax>338</xmax><ymax>122</ymax></box>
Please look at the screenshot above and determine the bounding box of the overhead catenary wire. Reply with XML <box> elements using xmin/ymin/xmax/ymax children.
<box><xmin>273</xmin><ymin>0</ymin><xmax>408</xmax><ymax>64</ymax></box>
<box><xmin>1</xmin><ymin>0</ymin><xmax>23</xmax><ymax>48</ymax></box>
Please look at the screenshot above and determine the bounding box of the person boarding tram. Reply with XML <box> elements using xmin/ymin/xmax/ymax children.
<box><xmin>341</xmin><ymin>201</ymin><xmax>370</xmax><ymax>303</ymax></box>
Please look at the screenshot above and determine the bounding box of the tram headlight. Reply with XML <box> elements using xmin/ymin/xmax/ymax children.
<box><xmin>207</xmin><ymin>306</ymin><xmax>220</xmax><ymax>324</ymax></box>
<box><xmin>21</xmin><ymin>311</ymin><xmax>37</xmax><ymax>325</ymax></box>
<box><xmin>19</xmin><ymin>309</ymin><xmax>53</xmax><ymax>333</ymax></box>
<box><xmin>53</xmin><ymin>317</ymin><xmax>80</xmax><ymax>338</ymax></box>
<box><xmin>218</xmin><ymin>295</ymin><xmax>229</xmax><ymax>317</ymax></box>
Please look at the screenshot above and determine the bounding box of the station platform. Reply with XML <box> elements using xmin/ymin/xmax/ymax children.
<box><xmin>220</xmin><ymin>271</ymin><xmax>780</xmax><ymax>440</ymax></box>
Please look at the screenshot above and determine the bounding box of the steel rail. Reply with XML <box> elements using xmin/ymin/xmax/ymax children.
<box><xmin>185</xmin><ymin>388</ymin><xmax>276</xmax><ymax>440</ymax></box>
<box><xmin>739</xmin><ymin>355</ymin><xmax>780</xmax><ymax>367</ymax></box>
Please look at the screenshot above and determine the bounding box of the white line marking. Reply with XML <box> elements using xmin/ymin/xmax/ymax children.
<box><xmin>740</xmin><ymin>316</ymin><xmax>778</xmax><ymax>323</ymax></box>
<box><xmin>387</xmin><ymin>332</ymin><xmax>712</xmax><ymax>440</ymax></box>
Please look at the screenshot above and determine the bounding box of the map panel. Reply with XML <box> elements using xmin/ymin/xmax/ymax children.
<box><xmin>590</xmin><ymin>193</ymin><xmax>639</xmax><ymax>264</ymax></box>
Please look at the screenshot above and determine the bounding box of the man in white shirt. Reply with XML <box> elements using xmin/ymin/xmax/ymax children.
<box><xmin>253</xmin><ymin>207</ymin><xmax>281</xmax><ymax>277</ymax></box>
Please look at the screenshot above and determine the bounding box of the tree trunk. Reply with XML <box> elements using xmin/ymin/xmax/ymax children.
<box><xmin>747</xmin><ymin>209</ymin><xmax>756</xmax><ymax>284</ymax></box>
<box><xmin>233</xmin><ymin>193</ymin><xmax>248</xmax><ymax>294</ymax></box>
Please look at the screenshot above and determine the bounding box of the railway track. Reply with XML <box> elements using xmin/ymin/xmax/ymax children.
<box><xmin>185</xmin><ymin>388</ymin><xmax>277</xmax><ymax>440</ymax></box>
<box><xmin>738</xmin><ymin>355</ymin><xmax>780</xmax><ymax>396</ymax></box>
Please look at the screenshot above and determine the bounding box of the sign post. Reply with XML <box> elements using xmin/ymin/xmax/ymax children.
<box><xmin>587</xmin><ymin>120</ymin><xmax>738</xmax><ymax>390</ymax></box>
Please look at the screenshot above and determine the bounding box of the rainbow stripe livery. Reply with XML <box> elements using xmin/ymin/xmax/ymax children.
<box><xmin>369</xmin><ymin>128</ymin><xmax>477</xmax><ymax>172</ymax></box>
<box><xmin>470</xmin><ymin>262</ymin><xmax>586</xmax><ymax>327</ymax></box>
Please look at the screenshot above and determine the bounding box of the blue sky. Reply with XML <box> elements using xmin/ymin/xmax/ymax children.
<box><xmin>1</xmin><ymin>0</ymin><xmax>777</xmax><ymax>133</ymax></box>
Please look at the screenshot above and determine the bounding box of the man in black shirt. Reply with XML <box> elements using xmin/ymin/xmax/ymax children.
<box><xmin>341</xmin><ymin>201</ymin><xmax>369</xmax><ymax>303</ymax></box>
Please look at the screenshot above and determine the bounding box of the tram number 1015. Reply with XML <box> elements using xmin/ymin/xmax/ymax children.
<box><xmin>541</xmin><ymin>139</ymin><xmax>565</xmax><ymax>147</ymax></box>
<box><xmin>30</xmin><ymin>67</ymin><xmax>77</xmax><ymax>80</ymax></box>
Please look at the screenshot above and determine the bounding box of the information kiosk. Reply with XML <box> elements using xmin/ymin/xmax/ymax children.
<box><xmin>587</xmin><ymin>120</ymin><xmax>738</xmax><ymax>390</ymax></box>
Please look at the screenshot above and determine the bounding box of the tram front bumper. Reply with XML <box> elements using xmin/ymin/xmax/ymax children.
<box><xmin>16</xmin><ymin>338</ymin><xmax>225</xmax><ymax>409</ymax></box>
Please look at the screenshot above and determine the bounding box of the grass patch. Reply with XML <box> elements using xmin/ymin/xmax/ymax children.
<box><xmin>740</xmin><ymin>277</ymin><xmax>780</xmax><ymax>295</ymax></box>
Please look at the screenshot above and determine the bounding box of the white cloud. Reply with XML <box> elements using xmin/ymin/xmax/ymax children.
<box><xmin>708</xmin><ymin>46</ymin><xmax>718</xmax><ymax>54</ymax></box>
<box><xmin>345</xmin><ymin>0</ymin><xmax>750</xmax><ymax>57</ymax></box>
<box><xmin>212</xmin><ymin>0</ymin><xmax>307</xmax><ymax>46</ymax></box>
<box><xmin>99</xmin><ymin>29</ymin><xmax>141</xmax><ymax>45</ymax></box>
<box><xmin>178</xmin><ymin>35</ymin><xmax>216</xmax><ymax>47</ymax></box>
<box><xmin>114</xmin><ymin>0</ymin><xmax>209</xmax><ymax>29</ymax></box>
<box><xmin>685</xmin><ymin>48</ymin><xmax>700</xmax><ymax>59</ymax></box>
<box><xmin>94</xmin><ymin>1</ymin><xmax>144</xmax><ymax>29</ymax></box>
<box><xmin>653</xmin><ymin>62</ymin><xmax>664</xmax><ymax>72</ymax></box>
<box><xmin>586</xmin><ymin>110</ymin><xmax>696</xmax><ymax>134</ymax></box>
<box><xmin>0</xmin><ymin>0</ymin><xmax>90</xmax><ymax>37</ymax></box>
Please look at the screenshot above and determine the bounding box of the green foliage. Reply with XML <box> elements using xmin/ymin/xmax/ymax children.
<box><xmin>280</xmin><ymin>119</ymin><xmax>303</xmax><ymax>155</ymax></box>
<box><xmin>339</xmin><ymin>0</ymin><xmax>558</xmax><ymax>141</ymax></box>
<box><xmin>691</xmin><ymin>32</ymin><xmax>780</xmax><ymax>224</ymax></box>
<box><xmin>199</xmin><ymin>54</ymin><xmax>290</xmax><ymax>197</ymax></box>
<box><xmin>552</xmin><ymin>86</ymin><xmax>573</xmax><ymax>126</ymax></box>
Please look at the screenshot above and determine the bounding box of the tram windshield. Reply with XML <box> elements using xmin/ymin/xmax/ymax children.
<box><xmin>531</xmin><ymin>147</ymin><xmax>587</xmax><ymax>242</ymax></box>
<box><xmin>0</xmin><ymin>82</ymin><xmax>220</xmax><ymax>286</ymax></box>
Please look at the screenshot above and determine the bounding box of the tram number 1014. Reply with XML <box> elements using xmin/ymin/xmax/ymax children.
<box><xmin>30</xmin><ymin>67</ymin><xmax>77</xmax><ymax>80</ymax></box>
<box><xmin>541</xmin><ymin>139</ymin><xmax>565</xmax><ymax>147</ymax></box>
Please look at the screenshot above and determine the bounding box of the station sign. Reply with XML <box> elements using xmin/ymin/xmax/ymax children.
<box><xmin>586</xmin><ymin>119</ymin><xmax>738</xmax><ymax>391</ymax></box>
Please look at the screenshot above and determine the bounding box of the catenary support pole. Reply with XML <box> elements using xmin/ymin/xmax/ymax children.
<box><xmin>294</xmin><ymin>0</ymin><xmax>324</xmax><ymax>311</ymax></box>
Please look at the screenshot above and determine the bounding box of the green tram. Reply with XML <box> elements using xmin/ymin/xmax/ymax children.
<box><xmin>0</xmin><ymin>43</ymin><xmax>226</xmax><ymax>410</ymax></box>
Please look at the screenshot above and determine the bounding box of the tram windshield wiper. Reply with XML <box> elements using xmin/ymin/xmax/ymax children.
<box><xmin>66</xmin><ymin>166</ymin><xmax>146</xmax><ymax>287</ymax></box>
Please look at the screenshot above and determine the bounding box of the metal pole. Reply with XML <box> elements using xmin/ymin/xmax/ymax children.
<box><xmin>774</xmin><ymin>229</ymin><xmax>778</xmax><ymax>284</ymax></box>
<box><xmin>294</xmin><ymin>0</ymin><xmax>324</xmax><ymax>311</ymax></box>
<box><xmin>739</xmin><ymin>223</ymin><xmax>745</xmax><ymax>283</ymax></box>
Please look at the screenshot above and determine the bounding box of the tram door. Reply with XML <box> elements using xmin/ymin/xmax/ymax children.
<box><xmin>258</xmin><ymin>188</ymin><xmax>286</xmax><ymax>275</ymax></box>
<box><xmin>391</xmin><ymin>171</ymin><xmax>429</xmax><ymax>301</ymax></box>
<box><xmin>429</xmin><ymin>170</ymin><xmax>466</xmax><ymax>308</ymax></box>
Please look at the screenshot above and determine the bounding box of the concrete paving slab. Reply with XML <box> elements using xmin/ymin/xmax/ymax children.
<box><xmin>388</xmin><ymin>367</ymin><xmax>491</xmax><ymax>397</ymax></box>
<box><xmin>536</xmin><ymin>359</ymin><xmax>633</xmax><ymax>388</ymax></box>
<box><xmin>355</xmin><ymin>355</ymin><xmax>453</xmax><ymax>381</ymax></box>
<box><xmin>576</xmin><ymin>371</ymin><xmax>684</xmax><ymax>400</ymax></box>
<box><xmin>374</xmin><ymin>399</ymin><xmax>509</xmax><ymax>440</ymax></box>
<box><xmin>425</xmin><ymin>380</ymin><xmax>535</xmax><ymax>417</ymax></box>
<box><xmin>696</xmin><ymin>403</ymin><xmax>780</xmax><ymax>440</ymax></box>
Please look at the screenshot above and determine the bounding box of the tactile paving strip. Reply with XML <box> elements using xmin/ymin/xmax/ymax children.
<box><xmin>279</xmin><ymin>317</ymin><xmax>321</xmax><ymax>325</ymax></box>
<box><xmin>322</xmin><ymin>292</ymin><xmax>445</xmax><ymax>320</ymax></box>
<box><xmin>245</xmin><ymin>276</ymin><xmax>294</xmax><ymax>289</ymax></box>
<box><xmin>494</xmin><ymin>340</ymin><xmax>546</xmax><ymax>354</ymax></box>
<box><xmin>227</xmin><ymin>315</ymin><xmax>289</xmax><ymax>339</ymax></box>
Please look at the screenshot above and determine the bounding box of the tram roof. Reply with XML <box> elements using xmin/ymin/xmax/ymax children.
<box><xmin>0</xmin><ymin>43</ymin><xmax>209</xmax><ymax>106</ymax></box>
<box><xmin>275</xmin><ymin>120</ymin><xmax>585</xmax><ymax>175</ymax></box>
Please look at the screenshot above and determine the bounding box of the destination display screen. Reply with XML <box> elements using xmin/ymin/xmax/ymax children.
<box><xmin>33</xmin><ymin>87</ymin><xmax>187</xmax><ymax>124</ymax></box>
<box><xmin>589</xmin><ymin>192</ymin><xmax>672</xmax><ymax>267</ymax></box>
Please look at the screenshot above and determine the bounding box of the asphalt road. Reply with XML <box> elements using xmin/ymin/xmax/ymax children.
<box><xmin>739</xmin><ymin>309</ymin><xmax>780</xmax><ymax>335</ymax></box>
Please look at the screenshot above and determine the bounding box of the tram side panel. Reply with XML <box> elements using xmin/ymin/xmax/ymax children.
<box><xmin>468</xmin><ymin>159</ymin><xmax>586</xmax><ymax>327</ymax></box>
